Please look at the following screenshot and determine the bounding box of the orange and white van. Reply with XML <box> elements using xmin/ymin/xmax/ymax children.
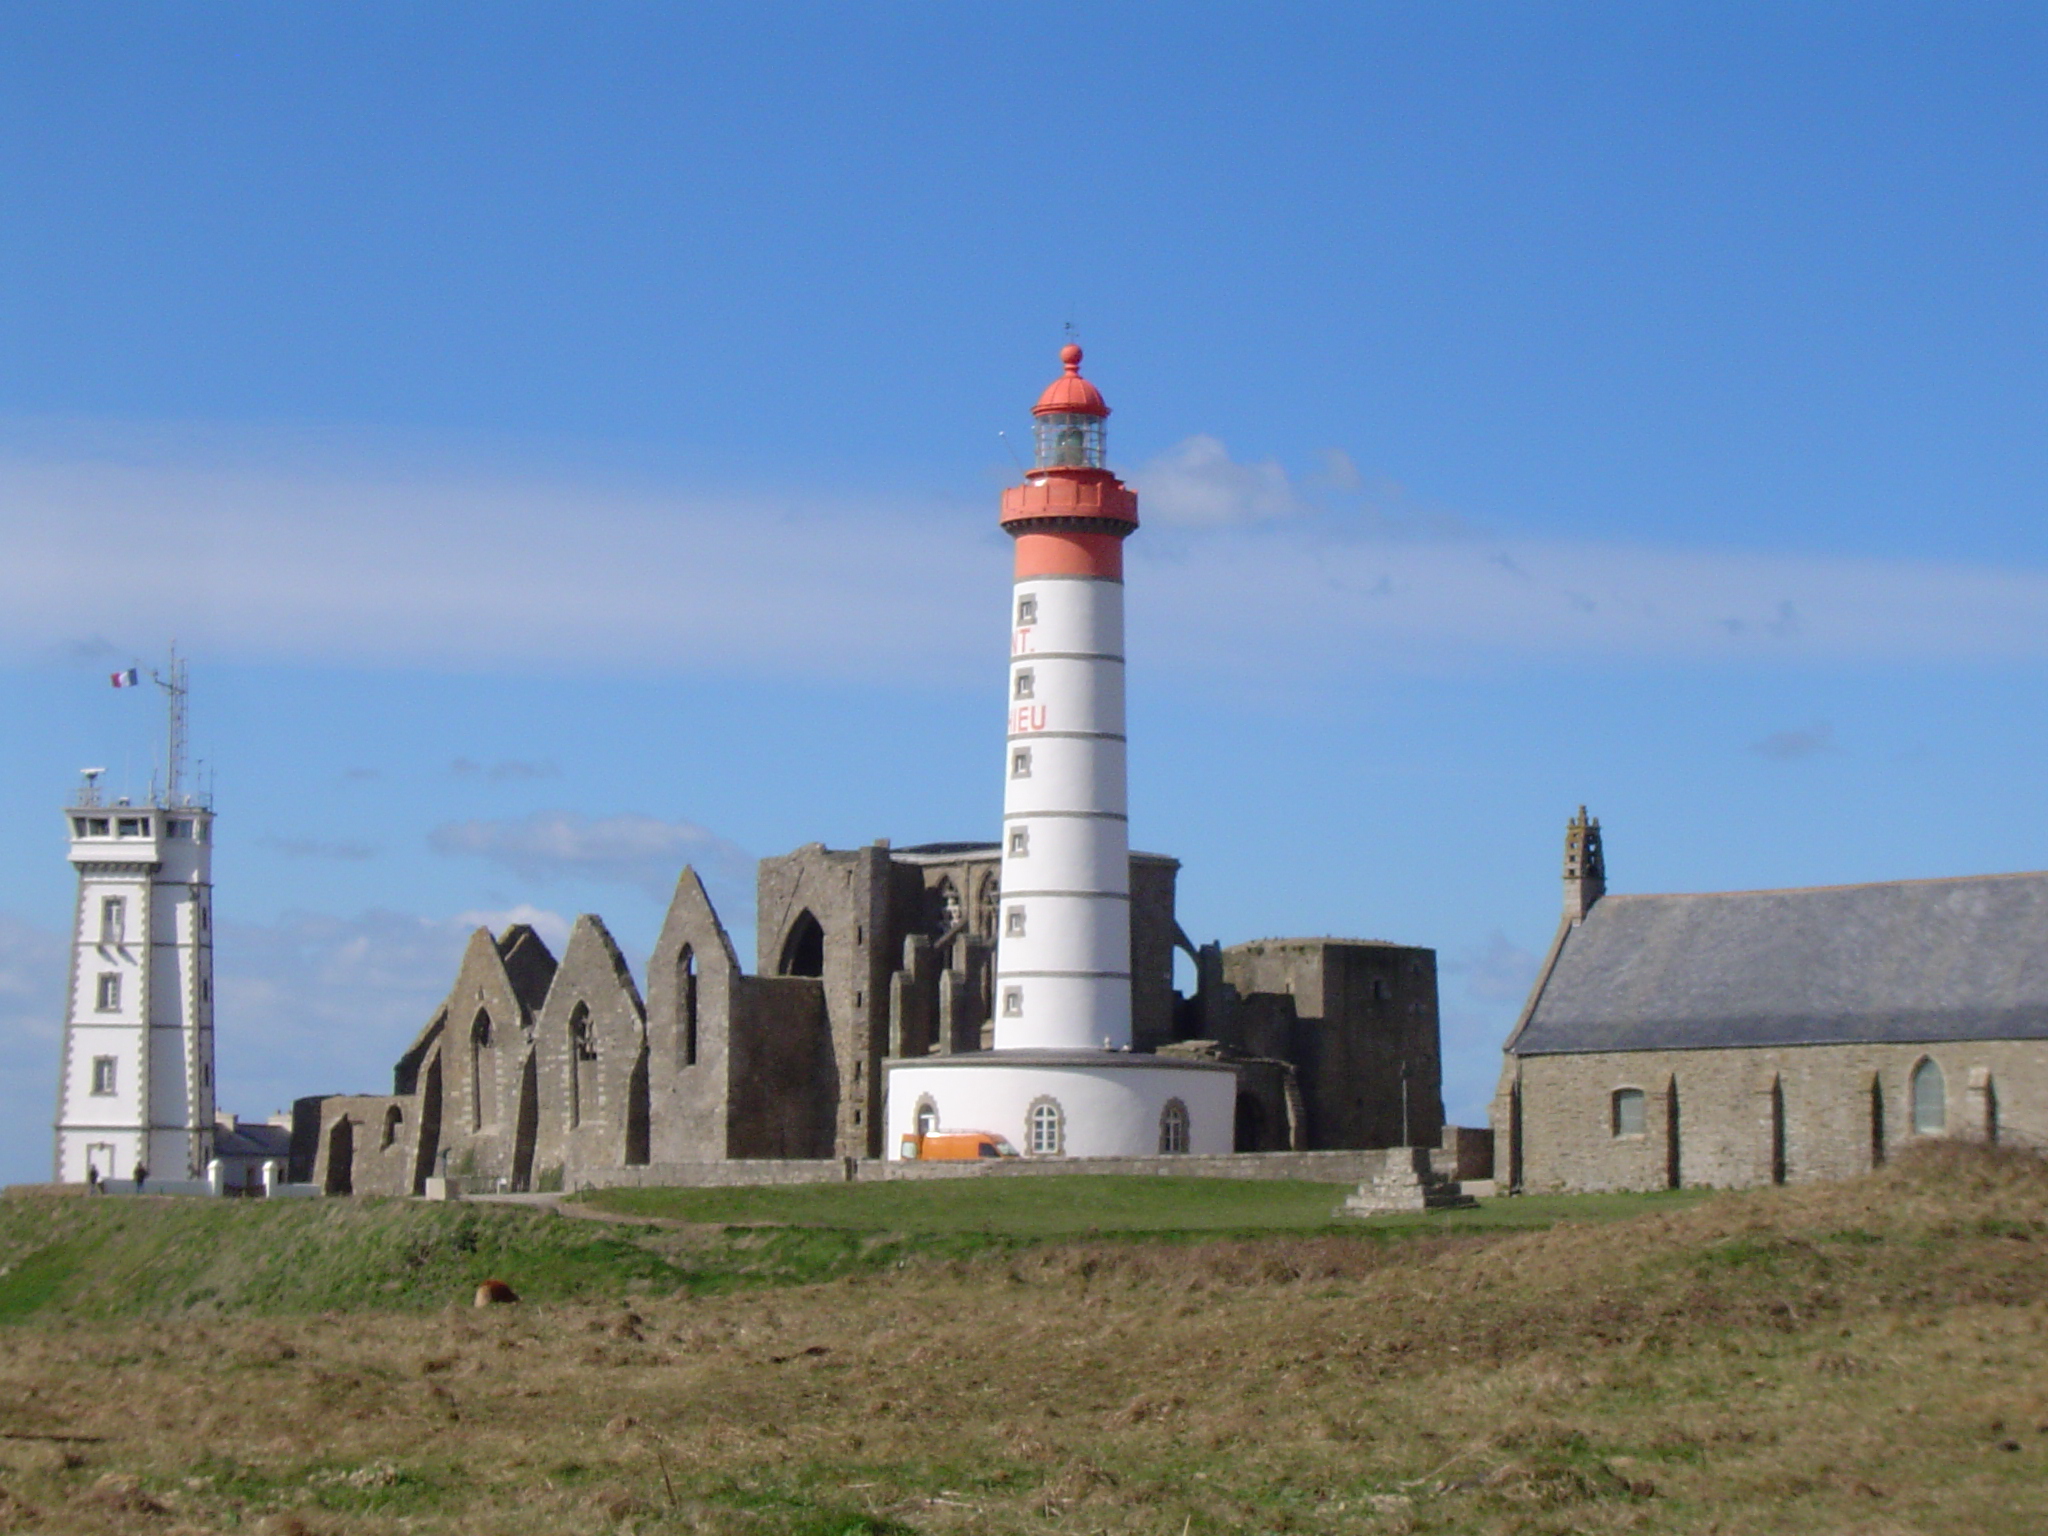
<box><xmin>898</xmin><ymin>1129</ymin><xmax>1020</xmax><ymax>1161</ymax></box>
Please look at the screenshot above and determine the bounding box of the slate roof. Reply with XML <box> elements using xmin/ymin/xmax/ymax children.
<box><xmin>214</xmin><ymin>1123</ymin><xmax>292</xmax><ymax>1159</ymax></box>
<box><xmin>1511</xmin><ymin>871</ymin><xmax>2048</xmax><ymax>1055</ymax></box>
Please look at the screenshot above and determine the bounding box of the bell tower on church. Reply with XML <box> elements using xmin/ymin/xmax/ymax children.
<box><xmin>1563</xmin><ymin>805</ymin><xmax>1605</xmax><ymax>923</ymax></box>
<box><xmin>52</xmin><ymin>654</ymin><xmax>216</xmax><ymax>1185</ymax></box>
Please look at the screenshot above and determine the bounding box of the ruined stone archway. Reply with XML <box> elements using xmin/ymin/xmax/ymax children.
<box><xmin>780</xmin><ymin>910</ymin><xmax>825</xmax><ymax>978</ymax></box>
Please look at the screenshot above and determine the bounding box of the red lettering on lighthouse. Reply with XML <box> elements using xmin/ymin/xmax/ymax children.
<box><xmin>1012</xmin><ymin>627</ymin><xmax>1036</xmax><ymax>656</ymax></box>
<box><xmin>1011</xmin><ymin>705</ymin><xmax>1047</xmax><ymax>734</ymax></box>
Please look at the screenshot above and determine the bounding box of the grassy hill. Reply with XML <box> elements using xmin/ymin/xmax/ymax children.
<box><xmin>0</xmin><ymin>1146</ymin><xmax>2043</xmax><ymax>1533</ymax></box>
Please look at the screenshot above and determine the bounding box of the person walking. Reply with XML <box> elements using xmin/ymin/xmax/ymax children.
<box><xmin>86</xmin><ymin>1164</ymin><xmax>100</xmax><ymax>1195</ymax></box>
<box><xmin>132</xmin><ymin>1159</ymin><xmax>147</xmax><ymax>1195</ymax></box>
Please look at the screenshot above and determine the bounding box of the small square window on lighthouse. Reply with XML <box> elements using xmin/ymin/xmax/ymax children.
<box><xmin>1001</xmin><ymin>987</ymin><xmax>1024</xmax><ymax>1017</ymax></box>
<box><xmin>1010</xmin><ymin>748</ymin><xmax>1032</xmax><ymax>779</ymax></box>
<box><xmin>1016</xmin><ymin>595</ymin><xmax>1038</xmax><ymax>627</ymax></box>
<box><xmin>1008</xmin><ymin>827</ymin><xmax>1030</xmax><ymax>857</ymax></box>
<box><xmin>1013</xmin><ymin>669</ymin><xmax>1035</xmax><ymax>700</ymax></box>
<box><xmin>1005</xmin><ymin>906</ymin><xmax>1027</xmax><ymax>938</ymax></box>
<box><xmin>95</xmin><ymin>973</ymin><xmax>120</xmax><ymax>1012</ymax></box>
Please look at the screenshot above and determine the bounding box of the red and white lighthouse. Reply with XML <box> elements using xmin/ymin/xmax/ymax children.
<box><xmin>885</xmin><ymin>345</ymin><xmax>1235</xmax><ymax>1159</ymax></box>
<box><xmin>994</xmin><ymin>344</ymin><xmax>1138</xmax><ymax>1051</ymax></box>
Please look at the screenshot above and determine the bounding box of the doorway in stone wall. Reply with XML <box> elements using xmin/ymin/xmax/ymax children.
<box><xmin>412</xmin><ymin>1052</ymin><xmax>443</xmax><ymax>1195</ymax></box>
<box><xmin>625</xmin><ymin>1045</ymin><xmax>651</xmax><ymax>1166</ymax></box>
<box><xmin>324</xmin><ymin>1118</ymin><xmax>354</xmax><ymax>1196</ymax></box>
<box><xmin>511</xmin><ymin>1053</ymin><xmax>538</xmax><ymax>1192</ymax></box>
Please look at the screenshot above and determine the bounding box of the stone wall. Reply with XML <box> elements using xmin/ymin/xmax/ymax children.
<box><xmin>1496</xmin><ymin>1037</ymin><xmax>2047</xmax><ymax>1193</ymax></box>
<box><xmin>576</xmin><ymin>1145</ymin><xmax>1464</xmax><ymax>1191</ymax></box>
<box><xmin>1216</xmin><ymin>939</ymin><xmax>1444</xmax><ymax>1150</ymax></box>
<box><xmin>532</xmin><ymin>916</ymin><xmax>649</xmax><ymax>1183</ymax></box>
<box><xmin>756</xmin><ymin>843</ymin><xmax>897</xmax><ymax>1159</ymax></box>
<box><xmin>308</xmin><ymin>1093</ymin><xmax>415</xmax><ymax>1197</ymax></box>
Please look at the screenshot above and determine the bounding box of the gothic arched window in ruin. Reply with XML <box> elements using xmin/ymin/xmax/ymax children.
<box><xmin>678</xmin><ymin>946</ymin><xmax>698</xmax><ymax>1067</ymax></box>
<box><xmin>1159</xmin><ymin>1098</ymin><xmax>1190</xmax><ymax>1155</ymax></box>
<box><xmin>975</xmin><ymin>870</ymin><xmax>1000</xmax><ymax>941</ymax></box>
<box><xmin>780</xmin><ymin>911</ymin><xmax>825</xmax><ymax>978</ymax></box>
<box><xmin>1912</xmin><ymin>1057</ymin><xmax>1946</xmax><ymax>1135</ymax></box>
<box><xmin>1611</xmin><ymin>1088</ymin><xmax>1646</xmax><ymax>1138</ymax></box>
<box><xmin>380</xmin><ymin>1103</ymin><xmax>404</xmax><ymax>1151</ymax></box>
<box><xmin>926</xmin><ymin>878</ymin><xmax>962</xmax><ymax>936</ymax></box>
<box><xmin>470</xmin><ymin>1009</ymin><xmax>495</xmax><ymax>1131</ymax></box>
<box><xmin>569</xmin><ymin>1003</ymin><xmax>596</xmax><ymax>1129</ymax></box>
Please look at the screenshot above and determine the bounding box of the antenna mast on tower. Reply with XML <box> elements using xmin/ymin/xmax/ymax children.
<box><xmin>151</xmin><ymin>646</ymin><xmax>190</xmax><ymax>806</ymax></box>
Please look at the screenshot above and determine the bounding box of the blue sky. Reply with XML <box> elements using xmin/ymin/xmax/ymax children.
<box><xmin>2</xmin><ymin>3</ymin><xmax>2044</xmax><ymax>1183</ymax></box>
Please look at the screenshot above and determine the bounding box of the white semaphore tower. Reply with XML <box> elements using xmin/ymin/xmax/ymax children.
<box><xmin>52</xmin><ymin>655</ymin><xmax>216</xmax><ymax>1186</ymax></box>
<box><xmin>884</xmin><ymin>345</ymin><xmax>1234</xmax><ymax>1158</ymax></box>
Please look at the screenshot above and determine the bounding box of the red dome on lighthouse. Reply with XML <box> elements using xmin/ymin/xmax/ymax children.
<box><xmin>1032</xmin><ymin>343</ymin><xmax>1110</xmax><ymax>418</ymax></box>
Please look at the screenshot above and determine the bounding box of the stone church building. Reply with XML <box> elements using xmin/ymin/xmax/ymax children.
<box><xmin>303</xmin><ymin>839</ymin><xmax>1445</xmax><ymax>1195</ymax></box>
<box><xmin>1494</xmin><ymin>809</ymin><xmax>2048</xmax><ymax>1192</ymax></box>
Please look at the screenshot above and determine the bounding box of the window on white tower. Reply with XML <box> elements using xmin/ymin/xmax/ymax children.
<box><xmin>1159</xmin><ymin>1098</ymin><xmax>1190</xmax><ymax>1154</ymax></box>
<box><xmin>1011</xmin><ymin>748</ymin><xmax>1032</xmax><ymax>779</ymax></box>
<box><xmin>90</xmin><ymin>1056</ymin><xmax>117</xmax><ymax>1095</ymax></box>
<box><xmin>95</xmin><ymin>973</ymin><xmax>120</xmax><ymax>1012</ymax></box>
<box><xmin>1013</xmin><ymin>669</ymin><xmax>1035</xmax><ymax>700</ymax></box>
<box><xmin>1028</xmin><ymin>1098</ymin><xmax>1063</xmax><ymax>1156</ymax></box>
<box><xmin>1005</xmin><ymin>906</ymin><xmax>1027</xmax><ymax>937</ymax></box>
<box><xmin>1001</xmin><ymin>986</ymin><xmax>1023</xmax><ymax>1017</ymax></box>
<box><xmin>1008</xmin><ymin>827</ymin><xmax>1030</xmax><ymax>857</ymax></box>
<box><xmin>1016</xmin><ymin>595</ymin><xmax>1037</xmax><ymax>627</ymax></box>
<box><xmin>100</xmin><ymin>897</ymin><xmax>125</xmax><ymax>945</ymax></box>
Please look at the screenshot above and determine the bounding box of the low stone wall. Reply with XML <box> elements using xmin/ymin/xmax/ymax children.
<box><xmin>573</xmin><ymin>1147</ymin><xmax>1458</xmax><ymax>1191</ymax></box>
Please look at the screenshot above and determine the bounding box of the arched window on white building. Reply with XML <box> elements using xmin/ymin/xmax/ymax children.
<box><xmin>1027</xmin><ymin>1097</ymin><xmax>1064</xmax><ymax>1157</ymax></box>
<box><xmin>1159</xmin><ymin>1098</ymin><xmax>1190</xmax><ymax>1154</ymax></box>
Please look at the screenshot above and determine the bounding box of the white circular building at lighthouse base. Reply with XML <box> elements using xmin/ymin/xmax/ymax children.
<box><xmin>884</xmin><ymin>1053</ymin><xmax>1237</xmax><ymax>1160</ymax></box>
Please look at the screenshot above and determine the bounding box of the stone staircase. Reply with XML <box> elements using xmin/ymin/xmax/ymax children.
<box><xmin>1334</xmin><ymin>1147</ymin><xmax>1478</xmax><ymax>1217</ymax></box>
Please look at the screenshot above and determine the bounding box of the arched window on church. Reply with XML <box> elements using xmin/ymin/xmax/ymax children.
<box><xmin>1611</xmin><ymin>1088</ymin><xmax>1646</xmax><ymax>1138</ymax></box>
<box><xmin>569</xmin><ymin>1004</ymin><xmax>596</xmax><ymax>1128</ymax></box>
<box><xmin>470</xmin><ymin>1010</ymin><xmax>494</xmax><ymax>1131</ymax></box>
<box><xmin>678</xmin><ymin>946</ymin><xmax>698</xmax><ymax>1067</ymax></box>
<box><xmin>380</xmin><ymin>1103</ymin><xmax>404</xmax><ymax>1151</ymax></box>
<box><xmin>1912</xmin><ymin>1058</ymin><xmax>1946</xmax><ymax>1136</ymax></box>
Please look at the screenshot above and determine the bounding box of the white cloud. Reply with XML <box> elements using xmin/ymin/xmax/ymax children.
<box><xmin>453</xmin><ymin>904</ymin><xmax>573</xmax><ymax>952</ymax></box>
<box><xmin>5</xmin><ymin>420</ymin><xmax>2048</xmax><ymax>682</ymax></box>
<box><xmin>428</xmin><ymin>809</ymin><xmax>752</xmax><ymax>900</ymax></box>
<box><xmin>1132</xmin><ymin>434</ymin><xmax>1307</xmax><ymax>526</ymax></box>
<box><xmin>211</xmin><ymin>908</ymin><xmax>504</xmax><ymax>1118</ymax></box>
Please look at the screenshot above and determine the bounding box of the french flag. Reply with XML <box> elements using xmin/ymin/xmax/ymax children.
<box><xmin>110</xmin><ymin>668</ymin><xmax>139</xmax><ymax>689</ymax></box>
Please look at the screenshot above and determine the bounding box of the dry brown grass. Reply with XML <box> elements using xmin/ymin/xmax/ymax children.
<box><xmin>2</xmin><ymin>1144</ymin><xmax>2047</xmax><ymax>1534</ymax></box>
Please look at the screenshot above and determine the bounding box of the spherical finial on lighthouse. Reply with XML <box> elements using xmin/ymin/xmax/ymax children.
<box><xmin>1060</xmin><ymin>342</ymin><xmax>1083</xmax><ymax>369</ymax></box>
